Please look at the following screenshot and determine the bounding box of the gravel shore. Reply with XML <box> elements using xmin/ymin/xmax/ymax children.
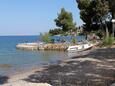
<box><xmin>1</xmin><ymin>48</ymin><xmax>115</xmax><ymax>86</ymax></box>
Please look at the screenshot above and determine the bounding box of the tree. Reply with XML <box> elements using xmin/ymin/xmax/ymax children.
<box><xmin>76</xmin><ymin>0</ymin><xmax>91</xmax><ymax>32</ymax></box>
<box><xmin>107</xmin><ymin>0</ymin><xmax>115</xmax><ymax>37</ymax></box>
<box><xmin>76</xmin><ymin>0</ymin><xmax>110</xmax><ymax>34</ymax></box>
<box><xmin>54</xmin><ymin>8</ymin><xmax>76</xmax><ymax>32</ymax></box>
<box><xmin>49</xmin><ymin>28</ymin><xmax>63</xmax><ymax>36</ymax></box>
<box><xmin>109</xmin><ymin>0</ymin><xmax>115</xmax><ymax>18</ymax></box>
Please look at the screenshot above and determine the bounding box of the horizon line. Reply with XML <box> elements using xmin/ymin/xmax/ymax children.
<box><xmin>0</xmin><ymin>34</ymin><xmax>39</xmax><ymax>36</ymax></box>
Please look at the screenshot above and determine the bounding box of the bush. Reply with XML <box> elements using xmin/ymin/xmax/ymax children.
<box><xmin>71</xmin><ymin>37</ymin><xmax>77</xmax><ymax>44</ymax></box>
<box><xmin>41</xmin><ymin>33</ymin><xmax>51</xmax><ymax>43</ymax></box>
<box><xmin>102</xmin><ymin>36</ymin><xmax>114</xmax><ymax>46</ymax></box>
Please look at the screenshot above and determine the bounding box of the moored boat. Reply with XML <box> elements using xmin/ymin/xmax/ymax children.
<box><xmin>67</xmin><ymin>43</ymin><xmax>94</xmax><ymax>52</ymax></box>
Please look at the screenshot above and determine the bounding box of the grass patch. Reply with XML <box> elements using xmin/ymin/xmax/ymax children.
<box><xmin>102</xmin><ymin>36</ymin><xmax>115</xmax><ymax>46</ymax></box>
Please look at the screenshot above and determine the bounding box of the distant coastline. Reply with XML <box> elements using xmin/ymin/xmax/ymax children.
<box><xmin>0</xmin><ymin>35</ymin><xmax>39</xmax><ymax>37</ymax></box>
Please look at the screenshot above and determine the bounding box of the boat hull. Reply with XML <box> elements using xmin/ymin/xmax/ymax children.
<box><xmin>67</xmin><ymin>44</ymin><xmax>93</xmax><ymax>52</ymax></box>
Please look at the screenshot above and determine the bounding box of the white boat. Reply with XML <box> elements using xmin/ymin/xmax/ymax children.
<box><xmin>67</xmin><ymin>43</ymin><xmax>94</xmax><ymax>52</ymax></box>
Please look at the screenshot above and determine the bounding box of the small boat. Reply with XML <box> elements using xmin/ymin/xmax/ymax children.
<box><xmin>67</xmin><ymin>43</ymin><xmax>94</xmax><ymax>52</ymax></box>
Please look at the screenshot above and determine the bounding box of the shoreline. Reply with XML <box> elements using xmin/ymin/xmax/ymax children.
<box><xmin>3</xmin><ymin>66</ymin><xmax>50</xmax><ymax>86</ymax></box>
<box><xmin>8</xmin><ymin>49</ymin><xmax>92</xmax><ymax>77</ymax></box>
<box><xmin>2</xmin><ymin>49</ymin><xmax>93</xmax><ymax>86</ymax></box>
<box><xmin>7</xmin><ymin>67</ymin><xmax>46</xmax><ymax>83</ymax></box>
<box><xmin>2</xmin><ymin>47</ymin><xmax>115</xmax><ymax>86</ymax></box>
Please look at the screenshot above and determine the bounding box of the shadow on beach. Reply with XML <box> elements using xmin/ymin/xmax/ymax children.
<box><xmin>72</xmin><ymin>48</ymin><xmax>115</xmax><ymax>59</ymax></box>
<box><xmin>24</xmin><ymin>48</ymin><xmax>115</xmax><ymax>86</ymax></box>
<box><xmin>0</xmin><ymin>75</ymin><xmax>9</xmax><ymax>85</ymax></box>
<box><xmin>86</xmin><ymin>48</ymin><xmax>115</xmax><ymax>60</ymax></box>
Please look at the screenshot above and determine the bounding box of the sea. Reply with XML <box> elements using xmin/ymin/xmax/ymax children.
<box><xmin>0</xmin><ymin>35</ymin><xmax>85</xmax><ymax>76</ymax></box>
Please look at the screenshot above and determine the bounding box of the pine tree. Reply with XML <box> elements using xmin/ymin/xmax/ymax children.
<box><xmin>54</xmin><ymin>8</ymin><xmax>76</xmax><ymax>32</ymax></box>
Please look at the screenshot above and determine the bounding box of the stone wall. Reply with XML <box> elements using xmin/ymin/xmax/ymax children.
<box><xmin>42</xmin><ymin>43</ymin><xmax>68</xmax><ymax>51</ymax></box>
<box><xmin>16</xmin><ymin>43</ymin><xmax>69</xmax><ymax>51</ymax></box>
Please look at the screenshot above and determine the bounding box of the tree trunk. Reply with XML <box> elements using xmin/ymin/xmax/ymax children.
<box><xmin>112</xmin><ymin>13</ymin><xmax>115</xmax><ymax>37</ymax></box>
<box><xmin>112</xmin><ymin>21</ymin><xmax>115</xmax><ymax>37</ymax></box>
<box><xmin>113</xmin><ymin>14</ymin><xmax>115</xmax><ymax>19</ymax></box>
<box><xmin>105</xmin><ymin>24</ymin><xmax>109</xmax><ymax>38</ymax></box>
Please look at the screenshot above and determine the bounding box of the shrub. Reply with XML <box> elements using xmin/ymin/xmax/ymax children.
<box><xmin>71</xmin><ymin>37</ymin><xmax>77</xmax><ymax>44</ymax></box>
<box><xmin>41</xmin><ymin>33</ymin><xmax>51</xmax><ymax>43</ymax></box>
<box><xmin>102</xmin><ymin>36</ymin><xmax>114</xmax><ymax>46</ymax></box>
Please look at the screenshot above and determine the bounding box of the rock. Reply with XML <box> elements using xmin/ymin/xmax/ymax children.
<box><xmin>111</xmin><ymin>83</ymin><xmax>115</xmax><ymax>86</ymax></box>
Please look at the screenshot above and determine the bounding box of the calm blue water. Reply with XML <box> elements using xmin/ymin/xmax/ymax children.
<box><xmin>0</xmin><ymin>36</ymin><xmax>70</xmax><ymax>76</ymax></box>
<box><xmin>0</xmin><ymin>35</ymin><xmax>85</xmax><ymax>76</ymax></box>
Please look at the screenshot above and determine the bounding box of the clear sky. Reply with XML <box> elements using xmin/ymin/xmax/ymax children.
<box><xmin>0</xmin><ymin>0</ymin><xmax>83</xmax><ymax>36</ymax></box>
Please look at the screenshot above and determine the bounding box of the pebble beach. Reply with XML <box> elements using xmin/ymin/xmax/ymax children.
<box><xmin>1</xmin><ymin>47</ymin><xmax>115</xmax><ymax>86</ymax></box>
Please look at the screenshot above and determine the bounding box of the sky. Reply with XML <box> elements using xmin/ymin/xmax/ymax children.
<box><xmin>0</xmin><ymin>0</ymin><xmax>83</xmax><ymax>36</ymax></box>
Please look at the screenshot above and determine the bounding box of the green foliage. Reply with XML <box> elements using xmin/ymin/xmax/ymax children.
<box><xmin>49</xmin><ymin>28</ymin><xmax>63</xmax><ymax>36</ymax></box>
<box><xmin>41</xmin><ymin>33</ymin><xmax>51</xmax><ymax>43</ymax></box>
<box><xmin>102</xmin><ymin>36</ymin><xmax>114</xmax><ymax>46</ymax></box>
<box><xmin>92</xmin><ymin>30</ymin><xmax>104</xmax><ymax>39</ymax></box>
<box><xmin>109</xmin><ymin>0</ymin><xmax>115</xmax><ymax>18</ymax></box>
<box><xmin>71</xmin><ymin>37</ymin><xmax>77</xmax><ymax>44</ymax></box>
<box><xmin>54</xmin><ymin>8</ymin><xmax>76</xmax><ymax>32</ymax></box>
<box><xmin>76</xmin><ymin>0</ymin><xmax>109</xmax><ymax>32</ymax></box>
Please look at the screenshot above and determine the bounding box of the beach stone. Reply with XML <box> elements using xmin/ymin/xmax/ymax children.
<box><xmin>111</xmin><ymin>83</ymin><xmax>115</xmax><ymax>86</ymax></box>
<box><xmin>4</xmin><ymin>80</ymin><xmax>52</xmax><ymax>86</ymax></box>
<box><xmin>3</xmin><ymin>48</ymin><xmax>115</xmax><ymax>86</ymax></box>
